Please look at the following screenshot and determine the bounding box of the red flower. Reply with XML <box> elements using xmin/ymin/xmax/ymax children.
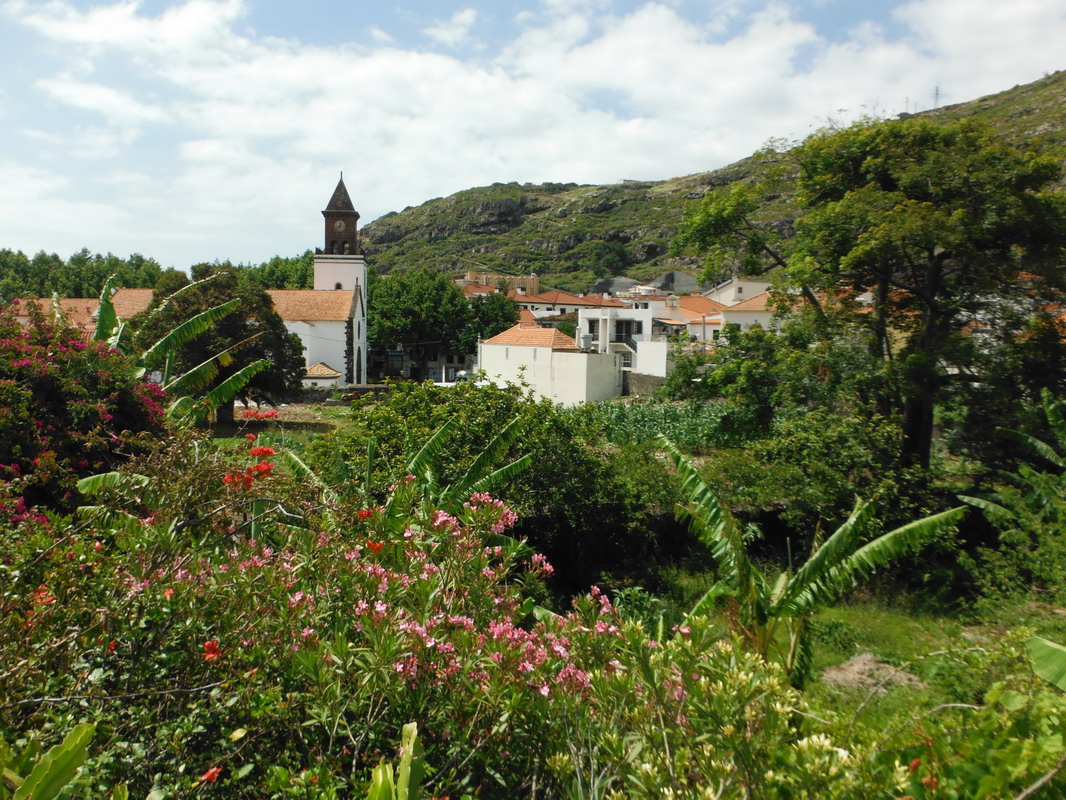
<box><xmin>201</xmin><ymin>765</ymin><xmax>223</xmax><ymax>782</ymax></box>
<box><xmin>203</xmin><ymin>639</ymin><xmax>221</xmax><ymax>661</ymax></box>
<box><xmin>357</xmin><ymin>508</ymin><xmax>374</xmax><ymax>520</ymax></box>
<box><xmin>107</xmin><ymin>639</ymin><xmax>117</xmax><ymax>655</ymax></box>
<box><xmin>249</xmin><ymin>446</ymin><xmax>276</xmax><ymax>458</ymax></box>
<box><xmin>32</xmin><ymin>585</ymin><xmax>55</xmax><ymax>605</ymax></box>
<box><xmin>247</xmin><ymin>461</ymin><xmax>274</xmax><ymax>477</ymax></box>
<box><xmin>366</xmin><ymin>541</ymin><xmax>384</xmax><ymax>553</ymax></box>
<box><xmin>245</xmin><ymin>433</ymin><xmax>257</xmax><ymax>441</ymax></box>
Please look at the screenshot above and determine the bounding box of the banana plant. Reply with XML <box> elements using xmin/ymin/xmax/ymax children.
<box><xmin>90</xmin><ymin>274</ymin><xmax>270</xmax><ymax>424</ymax></box>
<box><xmin>661</xmin><ymin>435</ymin><xmax>965</xmax><ymax>687</ymax></box>
<box><xmin>367</xmin><ymin>723</ymin><xmax>424</xmax><ymax>800</ymax></box>
<box><xmin>961</xmin><ymin>388</ymin><xmax>1066</xmax><ymax>526</ymax></box>
<box><xmin>0</xmin><ymin>724</ymin><xmax>128</xmax><ymax>800</ymax></box>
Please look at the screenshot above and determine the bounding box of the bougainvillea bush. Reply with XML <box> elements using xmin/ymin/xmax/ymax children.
<box><xmin>0</xmin><ymin>299</ymin><xmax>166</xmax><ymax>514</ymax></box>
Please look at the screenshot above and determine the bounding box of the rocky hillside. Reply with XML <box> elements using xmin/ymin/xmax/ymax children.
<box><xmin>361</xmin><ymin>70</ymin><xmax>1066</xmax><ymax>294</ymax></box>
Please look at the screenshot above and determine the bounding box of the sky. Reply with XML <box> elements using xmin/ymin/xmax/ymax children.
<box><xmin>1</xmin><ymin>0</ymin><xmax>1064</xmax><ymax>270</ymax></box>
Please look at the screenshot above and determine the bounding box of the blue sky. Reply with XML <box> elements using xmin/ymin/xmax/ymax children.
<box><xmin>1</xmin><ymin>0</ymin><xmax>1063</xmax><ymax>271</ymax></box>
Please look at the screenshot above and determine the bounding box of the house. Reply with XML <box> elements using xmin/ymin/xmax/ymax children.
<box><xmin>507</xmin><ymin>289</ymin><xmax>627</xmax><ymax>319</ymax></box>
<box><xmin>576</xmin><ymin>293</ymin><xmax>729</xmax><ymax>377</ymax></box>
<box><xmin>477</xmin><ymin>323</ymin><xmax>622</xmax><ymax>406</ymax></box>
<box><xmin>719</xmin><ymin>291</ymin><xmax>778</xmax><ymax>332</ymax></box>
<box><xmin>703</xmin><ymin>276</ymin><xmax>773</xmax><ymax>306</ymax></box>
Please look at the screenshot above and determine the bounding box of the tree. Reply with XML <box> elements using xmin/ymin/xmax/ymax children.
<box><xmin>368</xmin><ymin>269</ymin><xmax>471</xmax><ymax>377</ymax></box>
<box><xmin>678</xmin><ymin>118</ymin><xmax>1066</xmax><ymax>469</ymax></box>
<box><xmin>457</xmin><ymin>292</ymin><xmax>519</xmax><ymax>353</ymax></box>
<box><xmin>0</xmin><ymin>248</ymin><xmax>163</xmax><ymax>300</ymax></box>
<box><xmin>134</xmin><ymin>265</ymin><xmax>305</xmax><ymax>422</ymax></box>
<box><xmin>791</xmin><ymin>118</ymin><xmax>1066</xmax><ymax>467</ymax></box>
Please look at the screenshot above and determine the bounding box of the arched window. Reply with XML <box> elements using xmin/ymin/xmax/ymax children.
<box><xmin>330</xmin><ymin>241</ymin><xmax>337</xmax><ymax>254</ymax></box>
<box><xmin>335</xmin><ymin>282</ymin><xmax>342</xmax><ymax>290</ymax></box>
<box><xmin>343</xmin><ymin>242</ymin><xmax>351</xmax><ymax>254</ymax></box>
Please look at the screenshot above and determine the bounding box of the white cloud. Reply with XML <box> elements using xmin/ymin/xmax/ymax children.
<box><xmin>36</xmin><ymin>78</ymin><xmax>170</xmax><ymax>124</ymax></box>
<box><xmin>369</xmin><ymin>26</ymin><xmax>393</xmax><ymax>44</ymax></box>
<box><xmin>2</xmin><ymin>0</ymin><xmax>1065</xmax><ymax>269</ymax></box>
<box><xmin>423</xmin><ymin>8</ymin><xmax>479</xmax><ymax>48</ymax></box>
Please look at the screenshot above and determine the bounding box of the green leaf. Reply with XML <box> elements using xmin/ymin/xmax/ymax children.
<box><xmin>110</xmin><ymin>784</ymin><xmax>128</xmax><ymax>800</ymax></box>
<box><xmin>139</xmin><ymin>298</ymin><xmax>241</xmax><ymax>371</ymax></box>
<box><xmin>93</xmin><ymin>274</ymin><xmax>120</xmax><ymax>343</ymax></box>
<box><xmin>13</xmin><ymin>723</ymin><xmax>94</xmax><ymax>800</ymax></box>
<box><xmin>367</xmin><ymin>761</ymin><xmax>395</xmax><ymax>800</ymax></box>
<box><xmin>395</xmin><ymin>722</ymin><xmax>424</xmax><ymax>800</ymax></box>
<box><xmin>1027</xmin><ymin>636</ymin><xmax>1066</xmax><ymax>691</ymax></box>
<box><xmin>76</xmin><ymin>472</ymin><xmax>150</xmax><ymax>495</ymax></box>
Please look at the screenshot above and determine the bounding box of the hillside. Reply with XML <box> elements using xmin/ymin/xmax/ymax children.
<box><xmin>361</xmin><ymin>69</ymin><xmax>1066</xmax><ymax>294</ymax></box>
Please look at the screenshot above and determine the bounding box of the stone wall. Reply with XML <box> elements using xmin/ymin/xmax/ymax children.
<box><xmin>623</xmin><ymin>371</ymin><xmax>666</xmax><ymax>397</ymax></box>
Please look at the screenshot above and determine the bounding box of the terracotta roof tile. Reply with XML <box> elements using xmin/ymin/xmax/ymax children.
<box><xmin>110</xmin><ymin>288</ymin><xmax>155</xmax><ymax>318</ymax></box>
<box><xmin>722</xmin><ymin>291</ymin><xmax>772</xmax><ymax>312</ymax></box>
<box><xmin>268</xmin><ymin>290</ymin><xmax>354</xmax><ymax>321</ymax></box>
<box><xmin>483</xmin><ymin>323</ymin><xmax>580</xmax><ymax>350</ymax></box>
<box><xmin>679</xmin><ymin>295</ymin><xmax>727</xmax><ymax>314</ymax></box>
<box><xmin>305</xmin><ymin>361</ymin><xmax>342</xmax><ymax>378</ymax></box>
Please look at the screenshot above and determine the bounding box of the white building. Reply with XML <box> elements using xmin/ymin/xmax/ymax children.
<box><xmin>478</xmin><ymin>323</ymin><xmax>622</xmax><ymax>406</ymax></box>
<box><xmin>703</xmin><ymin>276</ymin><xmax>773</xmax><ymax>306</ymax></box>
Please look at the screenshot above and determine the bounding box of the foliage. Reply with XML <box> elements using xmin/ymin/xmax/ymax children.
<box><xmin>456</xmin><ymin>292</ymin><xmax>519</xmax><ymax>354</ymax></box>
<box><xmin>662</xmin><ymin>435</ymin><xmax>965</xmax><ymax>687</ymax></box>
<box><xmin>302</xmin><ymin>380</ymin><xmax>677</xmax><ymax>590</ymax></box>
<box><xmin>789</xmin><ymin>117</ymin><xmax>1066</xmax><ymax>468</ymax></box>
<box><xmin>961</xmin><ymin>388</ymin><xmax>1066</xmax><ymax>607</ymax></box>
<box><xmin>134</xmin><ymin>265</ymin><xmax>305</xmax><ymax>420</ymax></box>
<box><xmin>564</xmin><ymin>398</ymin><xmax>735</xmax><ymax>454</ymax></box>
<box><xmin>0</xmin><ymin>300</ymin><xmax>167</xmax><ymax>513</ymax></box>
<box><xmin>242</xmin><ymin>251</ymin><xmax>315</xmax><ymax>290</ymax></box>
<box><xmin>368</xmin><ymin>269</ymin><xmax>472</xmax><ymax>373</ymax></box>
<box><xmin>0</xmin><ymin>248</ymin><xmax>163</xmax><ymax>301</ymax></box>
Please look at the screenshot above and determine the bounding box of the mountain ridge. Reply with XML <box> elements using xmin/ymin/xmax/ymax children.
<box><xmin>361</xmin><ymin>70</ymin><xmax>1066</xmax><ymax>294</ymax></box>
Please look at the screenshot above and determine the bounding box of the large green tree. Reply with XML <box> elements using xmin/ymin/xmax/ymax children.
<box><xmin>0</xmin><ymin>248</ymin><xmax>163</xmax><ymax>300</ymax></box>
<box><xmin>368</xmin><ymin>269</ymin><xmax>471</xmax><ymax>377</ymax></box>
<box><xmin>457</xmin><ymin>291</ymin><xmax>519</xmax><ymax>353</ymax></box>
<box><xmin>134</xmin><ymin>265</ymin><xmax>305</xmax><ymax>422</ymax></box>
<box><xmin>679</xmin><ymin>118</ymin><xmax>1066</xmax><ymax>468</ymax></box>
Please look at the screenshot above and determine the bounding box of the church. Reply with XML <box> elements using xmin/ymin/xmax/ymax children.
<box><xmin>30</xmin><ymin>176</ymin><xmax>370</xmax><ymax>388</ymax></box>
<box><xmin>285</xmin><ymin>174</ymin><xmax>369</xmax><ymax>385</ymax></box>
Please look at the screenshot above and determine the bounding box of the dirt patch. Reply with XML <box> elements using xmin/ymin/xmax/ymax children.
<box><xmin>821</xmin><ymin>652</ymin><xmax>926</xmax><ymax>691</ymax></box>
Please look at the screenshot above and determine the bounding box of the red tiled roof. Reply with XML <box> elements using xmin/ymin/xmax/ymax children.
<box><xmin>110</xmin><ymin>288</ymin><xmax>155</xmax><ymax>318</ymax></box>
<box><xmin>722</xmin><ymin>291</ymin><xmax>772</xmax><ymax>312</ymax></box>
<box><xmin>679</xmin><ymin>295</ymin><xmax>727</xmax><ymax>314</ymax></box>
<box><xmin>108</xmin><ymin>288</ymin><xmax>355</xmax><ymax>322</ymax></box>
<box><xmin>305</xmin><ymin>361</ymin><xmax>342</xmax><ymax>378</ymax></box>
<box><xmin>268</xmin><ymin>290</ymin><xmax>354</xmax><ymax>321</ymax></box>
<box><xmin>460</xmin><ymin>282</ymin><xmax>499</xmax><ymax>297</ymax></box>
<box><xmin>507</xmin><ymin>289</ymin><xmax>623</xmax><ymax>308</ymax></box>
<box><xmin>518</xmin><ymin>308</ymin><xmax>537</xmax><ymax>323</ymax></box>
<box><xmin>483</xmin><ymin>323</ymin><xmax>580</xmax><ymax>350</ymax></box>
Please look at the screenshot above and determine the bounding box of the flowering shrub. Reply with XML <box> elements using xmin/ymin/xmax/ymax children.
<box><xmin>0</xmin><ymin>300</ymin><xmax>167</xmax><ymax>514</ymax></box>
<box><xmin>4</xmin><ymin>429</ymin><xmax>1065</xmax><ymax>797</ymax></box>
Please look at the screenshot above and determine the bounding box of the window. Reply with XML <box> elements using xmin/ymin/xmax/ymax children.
<box><xmin>335</xmin><ymin>282</ymin><xmax>343</xmax><ymax>289</ymax></box>
<box><xmin>621</xmin><ymin>352</ymin><xmax>633</xmax><ymax>368</ymax></box>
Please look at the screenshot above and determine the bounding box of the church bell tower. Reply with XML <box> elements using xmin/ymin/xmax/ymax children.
<box><xmin>311</xmin><ymin>173</ymin><xmax>368</xmax><ymax>384</ymax></box>
<box><xmin>322</xmin><ymin>174</ymin><xmax>361</xmax><ymax>255</ymax></box>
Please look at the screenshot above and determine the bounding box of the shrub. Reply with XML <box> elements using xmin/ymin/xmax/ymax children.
<box><xmin>0</xmin><ymin>300</ymin><xmax>167</xmax><ymax>514</ymax></box>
